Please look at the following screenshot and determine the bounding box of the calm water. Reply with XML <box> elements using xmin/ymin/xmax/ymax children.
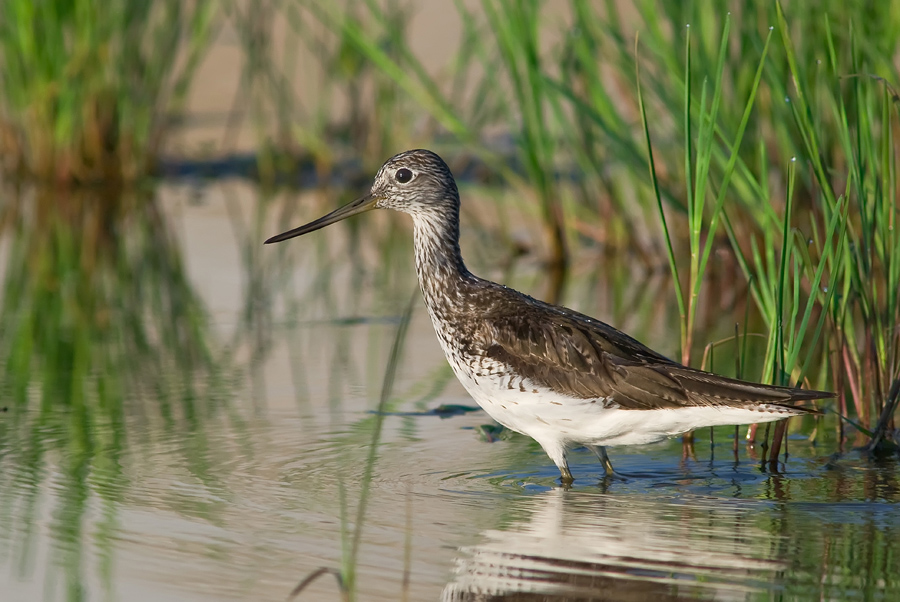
<box><xmin>1</xmin><ymin>181</ymin><xmax>898</xmax><ymax>601</ymax></box>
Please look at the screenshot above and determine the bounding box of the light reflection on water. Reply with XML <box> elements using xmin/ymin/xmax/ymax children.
<box><xmin>444</xmin><ymin>473</ymin><xmax>900</xmax><ymax>601</ymax></box>
<box><xmin>0</xmin><ymin>181</ymin><xmax>899</xmax><ymax>601</ymax></box>
<box><xmin>444</xmin><ymin>490</ymin><xmax>786</xmax><ymax>601</ymax></box>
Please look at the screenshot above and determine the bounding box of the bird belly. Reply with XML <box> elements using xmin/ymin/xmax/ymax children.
<box><xmin>444</xmin><ymin>356</ymin><xmax>621</xmax><ymax>444</ymax></box>
<box><xmin>569</xmin><ymin>405</ymin><xmax>796</xmax><ymax>446</ymax></box>
<box><xmin>446</xmin><ymin>356</ymin><xmax>797</xmax><ymax>447</ymax></box>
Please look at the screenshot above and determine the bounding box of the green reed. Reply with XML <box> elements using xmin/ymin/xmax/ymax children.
<box><xmin>222</xmin><ymin>0</ymin><xmax>338</xmax><ymax>175</ymax></box>
<box><xmin>0</xmin><ymin>0</ymin><xmax>214</xmax><ymax>184</ymax></box>
<box><xmin>577</xmin><ymin>2</ymin><xmax>900</xmax><ymax>442</ymax></box>
<box><xmin>638</xmin><ymin>16</ymin><xmax>773</xmax><ymax>367</ymax></box>
<box><xmin>480</xmin><ymin>0</ymin><xmax>568</xmax><ymax>286</ymax></box>
<box><xmin>286</xmin><ymin>294</ymin><xmax>416</xmax><ymax>601</ymax></box>
<box><xmin>251</xmin><ymin>0</ymin><xmax>485</xmax><ymax>175</ymax></box>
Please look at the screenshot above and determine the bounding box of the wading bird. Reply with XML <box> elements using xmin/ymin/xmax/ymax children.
<box><xmin>266</xmin><ymin>149</ymin><xmax>829</xmax><ymax>483</ymax></box>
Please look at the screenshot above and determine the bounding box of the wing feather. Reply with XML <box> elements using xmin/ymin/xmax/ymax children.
<box><xmin>477</xmin><ymin>308</ymin><xmax>829</xmax><ymax>412</ymax></box>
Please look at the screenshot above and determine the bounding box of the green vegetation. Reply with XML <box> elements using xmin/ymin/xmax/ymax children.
<box><xmin>242</xmin><ymin>1</ymin><xmax>899</xmax><ymax>450</ymax></box>
<box><xmin>0</xmin><ymin>0</ymin><xmax>214</xmax><ymax>184</ymax></box>
<box><xmin>2</xmin><ymin>0</ymin><xmax>895</xmax><ymax>446</ymax></box>
<box><xmin>286</xmin><ymin>296</ymin><xmax>417</xmax><ymax>602</ymax></box>
<box><xmin>7</xmin><ymin>4</ymin><xmax>900</xmax><ymax>598</ymax></box>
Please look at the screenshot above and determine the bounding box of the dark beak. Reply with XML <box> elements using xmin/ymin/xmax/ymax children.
<box><xmin>265</xmin><ymin>193</ymin><xmax>380</xmax><ymax>244</ymax></box>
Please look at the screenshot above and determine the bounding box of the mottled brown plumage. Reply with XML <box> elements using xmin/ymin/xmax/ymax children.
<box><xmin>266</xmin><ymin>149</ymin><xmax>832</xmax><ymax>483</ymax></box>
<box><xmin>471</xmin><ymin>291</ymin><xmax>827</xmax><ymax>411</ymax></box>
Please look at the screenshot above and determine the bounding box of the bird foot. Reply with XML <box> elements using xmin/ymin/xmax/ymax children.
<box><xmin>599</xmin><ymin>470</ymin><xmax>628</xmax><ymax>483</ymax></box>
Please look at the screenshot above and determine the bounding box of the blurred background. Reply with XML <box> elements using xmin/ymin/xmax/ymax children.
<box><xmin>1</xmin><ymin>1</ymin><xmax>899</xmax><ymax>600</ymax></box>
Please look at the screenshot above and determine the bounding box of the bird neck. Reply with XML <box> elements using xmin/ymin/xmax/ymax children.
<box><xmin>411</xmin><ymin>207</ymin><xmax>470</xmax><ymax>313</ymax></box>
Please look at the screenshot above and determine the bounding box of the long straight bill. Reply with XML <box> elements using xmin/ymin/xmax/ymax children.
<box><xmin>265</xmin><ymin>193</ymin><xmax>379</xmax><ymax>244</ymax></box>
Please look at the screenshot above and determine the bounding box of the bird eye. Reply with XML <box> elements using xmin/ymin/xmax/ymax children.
<box><xmin>395</xmin><ymin>168</ymin><xmax>413</xmax><ymax>183</ymax></box>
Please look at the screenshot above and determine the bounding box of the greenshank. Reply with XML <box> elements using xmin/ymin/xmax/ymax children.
<box><xmin>266</xmin><ymin>149</ymin><xmax>830</xmax><ymax>483</ymax></box>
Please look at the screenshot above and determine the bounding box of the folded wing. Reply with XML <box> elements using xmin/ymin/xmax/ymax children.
<box><xmin>478</xmin><ymin>309</ymin><xmax>829</xmax><ymax>412</ymax></box>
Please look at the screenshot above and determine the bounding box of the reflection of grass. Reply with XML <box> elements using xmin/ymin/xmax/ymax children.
<box><xmin>754</xmin><ymin>478</ymin><xmax>900</xmax><ymax>598</ymax></box>
<box><xmin>0</xmin><ymin>185</ymin><xmax>225</xmax><ymax>600</ymax></box>
<box><xmin>287</xmin><ymin>294</ymin><xmax>415</xmax><ymax>601</ymax></box>
<box><xmin>0</xmin><ymin>187</ymin><xmax>217</xmax><ymax>412</ymax></box>
<box><xmin>0</xmin><ymin>0</ymin><xmax>214</xmax><ymax>184</ymax></box>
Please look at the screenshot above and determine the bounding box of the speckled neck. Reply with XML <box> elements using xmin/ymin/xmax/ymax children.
<box><xmin>411</xmin><ymin>206</ymin><xmax>471</xmax><ymax>319</ymax></box>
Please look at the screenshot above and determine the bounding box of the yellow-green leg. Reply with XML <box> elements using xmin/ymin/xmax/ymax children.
<box><xmin>588</xmin><ymin>445</ymin><xmax>624</xmax><ymax>479</ymax></box>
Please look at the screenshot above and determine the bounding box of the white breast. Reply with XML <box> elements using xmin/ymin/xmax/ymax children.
<box><xmin>428</xmin><ymin>312</ymin><xmax>615</xmax><ymax>444</ymax></box>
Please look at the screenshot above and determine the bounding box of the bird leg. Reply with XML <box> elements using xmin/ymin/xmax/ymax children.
<box><xmin>538</xmin><ymin>439</ymin><xmax>574</xmax><ymax>484</ymax></box>
<box><xmin>588</xmin><ymin>445</ymin><xmax>625</xmax><ymax>480</ymax></box>
<box><xmin>592</xmin><ymin>445</ymin><xmax>615</xmax><ymax>475</ymax></box>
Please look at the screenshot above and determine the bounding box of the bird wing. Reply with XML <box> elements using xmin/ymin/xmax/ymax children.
<box><xmin>477</xmin><ymin>307</ymin><xmax>829</xmax><ymax>411</ymax></box>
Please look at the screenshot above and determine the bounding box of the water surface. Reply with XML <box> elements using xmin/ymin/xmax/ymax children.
<box><xmin>1</xmin><ymin>181</ymin><xmax>898</xmax><ymax>601</ymax></box>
